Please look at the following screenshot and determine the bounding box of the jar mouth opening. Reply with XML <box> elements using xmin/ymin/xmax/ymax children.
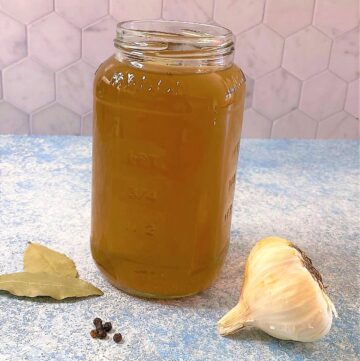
<box><xmin>114</xmin><ymin>20</ymin><xmax>234</xmax><ymax>70</ymax></box>
<box><xmin>116</xmin><ymin>20</ymin><xmax>233</xmax><ymax>47</ymax></box>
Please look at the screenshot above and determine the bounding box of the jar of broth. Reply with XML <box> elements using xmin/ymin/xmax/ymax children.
<box><xmin>91</xmin><ymin>20</ymin><xmax>245</xmax><ymax>298</ymax></box>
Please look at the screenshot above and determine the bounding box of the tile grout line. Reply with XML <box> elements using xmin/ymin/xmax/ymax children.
<box><xmin>80</xmin><ymin>114</ymin><xmax>84</xmax><ymax>136</ymax></box>
<box><xmin>314</xmin><ymin>116</ymin><xmax>321</xmax><ymax>139</ymax></box>
<box><xmin>161</xmin><ymin>0</ymin><xmax>164</xmax><ymax>19</ymax></box>
<box><xmin>211</xmin><ymin>0</ymin><xmax>216</xmax><ymax>19</ymax></box>
<box><xmin>269</xmin><ymin>118</ymin><xmax>275</xmax><ymax>138</ymax></box>
<box><xmin>29</xmin><ymin>112</ymin><xmax>33</xmax><ymax>135</ymax></box>
<box><xmin>262</xmin><ymin>0</ymin><xmax>268</xmax><ymax>23</ymax></box>
<box><xmin>311</xmin><ymin>0</ymin><xmax>317</xmax><ymax>24</ymax></box>
<box><xmin>342</xmin><ymin>82</ymin><xmax>350</xmax><ymax>112</ymax></box>
<box><xmin>326</xmin><ymin>38</ymin><xmax>334</xmax><ymax>70</ymax></box>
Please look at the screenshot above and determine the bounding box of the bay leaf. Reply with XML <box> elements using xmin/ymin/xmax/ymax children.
<box><xmin>24</xmin><ymin>242</ymin><xmax>78</xmax><ymax>278</ymax></box>
<box><xmin>0</xmin><ymin>272</ymin><xmax>103</xmax><ymax>300</ymax></box>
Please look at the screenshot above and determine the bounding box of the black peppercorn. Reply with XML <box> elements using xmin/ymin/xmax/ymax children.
<box><xmin>93</xmin><ymin>317</ymin><xmax>103</xmax><ymax>329</ymax></box>
<box><xmin>103</xmin><ymin>322</ymin><xmax>112</xmax><ymax>332</ymax></box>
<box><xmin>113</xmin><ymin>333</ymin><xmax>122</xmax><ymax>343</ymax></box>
<box><xmin>90</xmin><ymin>330</ymin><xmax>97</xmax><ymax>339</ymax></box>
<box><xmin>97</xmin><ymin>329</ymin><xmax>107</xmax><ymax>339</ymax></box>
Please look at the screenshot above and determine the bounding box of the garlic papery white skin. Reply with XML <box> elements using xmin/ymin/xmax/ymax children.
<box><xmin>218</xmin><ymin>236</ymin><xmax>337</xmax><ymax>342</ymax></box>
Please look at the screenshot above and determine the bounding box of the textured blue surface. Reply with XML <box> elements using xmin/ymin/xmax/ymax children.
<box><xmin>0</xmin><ymin>136</ymin><xmax>359</xmax><ymax>361</ymax></box>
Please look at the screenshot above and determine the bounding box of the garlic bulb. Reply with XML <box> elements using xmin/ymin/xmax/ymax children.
<box><xmin>218</xmin><ymin>236</ymin><xmax>337</xmax><ymax>342</ymax></box>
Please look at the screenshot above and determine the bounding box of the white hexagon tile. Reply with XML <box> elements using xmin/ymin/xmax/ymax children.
<box><xmin>253</xmin><ymin>69</ymin><xmax>301</xmax><ymax>119</ymax></box>
<box><xmin>163</xmin><ymin>0</ymin><xmax>213</xmax><ymax>23</ymax></box>
<box><xmin>0</xmin><ymin>12</ymin><xmax>27</xmax><ymax>69</ymax></box>
<box><xmin>329</xmin><ymin>27</ymin><xmax>359</xmax><ymax>82</ymax></box>
<box><xmin>313</xmin><ymin>0</ymin><xmax>359</xmax><ymax>38</ymax></box>
<box><xmin>0</xmin><ymin>0</ymin><xmax>53</xmax><ymax>24</ymax></box>
<box><xmin>318</xmin><ymin>111</ymin><xmax>359</xmax><ymax>139</ymax></box>
<box><xmin>235</xmin><ymin>25</ymin><xmax>283</xmax><ymax>80</ymax></box>
<box><xmin>272</xmin><ymin>110</ymin><xmax>317</xmax><ymax>138</ymax></box>
<box><xmin>3</xmin><ymin>58</ymin><xmax>55</xmax><ymax>112</ymax></box>
<box><xmin>283</xmin><ymin>27</ymin><xmax>332</xmax><ymax>80</ymax></box>
<box><xmin>55</xmin><ymin>0</ymin><xmax>108</xmax><ymax>28</ymax></box>
<box><xmin>0</xmin><ymin>0</ymin><xmax>358</xmax><ymax>138</ymax></box>
<box><xmin>300</xmin><ymin>71</ymin><xmax>347</xmax><ymax>120</ymax></box>
<box><xmin>214</xmin><ymin>0</ymin><xmax>265</xmax><ymax>34</ymax></box>
<box><xmin>56</xmin><ymin>61</ymin><xmax>95</xmax><ymax>115</ymax></box>
<box><xmin>264</xmin><ymin>0</ymin><xmax>314</xmax><ymax>37</ymax></box>
<box><xmin>242</xmin><ymin>108</ymin><xmax>272</xmax><ymax>138</ymax></box>
<box><xmin>111</xmin><ymin>0</ymin><xmax>162</xmax><ymax>21</ymax></box>
<box><xmin>32</xmin><ymin>103</ymin><xmax>81</xmax><ymax>135</ymax></box>
<box><xmin>29</xmin><ymin>13</ymin><xmax>81</xmax><ymax>70</ymax></box>
<box><xmin>0</xmin><ymin>102</ymin><xmax>29</xmax><ymax>134</ymax></box>
<box><xmin>83</xmin><ymin>17</ymin><xmax>118</xmax><ymax>68</ymax></box>
<box><xmin>81</xmin><ymin>112</ymin><xmax>93</xmax><ymax>136</ymax></box>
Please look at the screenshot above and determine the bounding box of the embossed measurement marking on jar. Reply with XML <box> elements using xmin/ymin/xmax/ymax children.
<box><xmin>125</xmin><ymin>222</ymin><xmax>157</xmax><ymax>237</ymax></box>
<box><xmin>144</xmin><ymin>223</ymin><xmax>156</xmax><ymax>237</ymax></box>
<box><xmin>224</xmin><ymin>203</ymin><xmax>233</xmax><ymax>222</ymax></box>
<box><xmin>127</xmin><ymin>186</ymin><xmax>158</xmax><ymax>202</ymax></box>
<box><xmin>232</xmin><ymin>140</ymin><xmax>240</xmax><ymax>158</ymax></box>
<box><xmin>228</xmin><ymin>173</ymin><xmax>236</xmax><ymax>191</ymax></box>
<box><xmin>127</xmin><ymin>151</ymin><xmax>167</xmax><ymax>171</ymax></box>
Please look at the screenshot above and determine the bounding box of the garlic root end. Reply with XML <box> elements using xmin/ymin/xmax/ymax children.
<box><xmin>218</xmin><ymin>303</ymin><xmax>249</xmax><ymax>336</ymax></box>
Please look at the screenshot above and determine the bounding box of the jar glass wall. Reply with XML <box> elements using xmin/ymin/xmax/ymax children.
<box><xmin>91</xmin><ymin>20</ymin><xmax>246</xmax><ymax>298</ymax></box>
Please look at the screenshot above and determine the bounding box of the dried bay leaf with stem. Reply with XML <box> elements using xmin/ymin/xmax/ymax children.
<box><xmin>24</xmin><ymin>242</ymin><xmax>78</xmax><ymax>278</ymax></box>
<box><xmin>0</xmin><ymin>272</ymin><xmax>103</xmax><ymax>300</ymax></box>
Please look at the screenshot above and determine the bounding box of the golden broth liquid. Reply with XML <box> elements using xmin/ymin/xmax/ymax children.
<box><xmin>91</xmin><ymin>56</ymin><xmax>245</xmax><ymax>298</ymax></box>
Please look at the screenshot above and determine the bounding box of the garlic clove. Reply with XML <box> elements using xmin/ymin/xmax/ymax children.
<box><xmin>218</xmin><ymin>236</ymin><xmax>337</xmax><ymax>342</ymax></box>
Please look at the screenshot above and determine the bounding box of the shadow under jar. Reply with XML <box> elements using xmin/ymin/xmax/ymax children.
<box><xmin>91</xmin><ymin>20</ymin><xmax>246</xmax><ymax>299</ymax></box>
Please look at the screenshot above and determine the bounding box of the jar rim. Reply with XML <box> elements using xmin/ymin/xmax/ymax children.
<box><xmin>114</xmin><ymin>20</ymin><xmax>235</xmax><ymax>71</ymax></box>
<box><xmin>116</xmin><ymin>20</ymin><xmax>233</xmax><ymax>46</ymax></box>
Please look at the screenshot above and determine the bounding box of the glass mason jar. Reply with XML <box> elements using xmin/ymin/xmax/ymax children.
<box><xmin>91</xmin><ymin>20</ymin><xmax>245</xmax><ymax>298</ymax></box>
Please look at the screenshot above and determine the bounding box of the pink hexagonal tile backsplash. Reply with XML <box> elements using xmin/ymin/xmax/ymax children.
<box><xmin>0</xmin><ymin>0</ymin><xmax>358</xmax><ymax>138</ymax></box>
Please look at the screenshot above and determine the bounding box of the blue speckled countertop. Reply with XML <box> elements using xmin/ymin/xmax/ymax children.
<box><xmin>0</xmin><ymin>136</ymin><xmax>359</xmax><ymax>361</ymax></box>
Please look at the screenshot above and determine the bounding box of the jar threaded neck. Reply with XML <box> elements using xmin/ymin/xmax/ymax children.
<box><xmin>114</xmin><ymin>20</ymin><xmax>235</xmax><ymax>71</ymax></box>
